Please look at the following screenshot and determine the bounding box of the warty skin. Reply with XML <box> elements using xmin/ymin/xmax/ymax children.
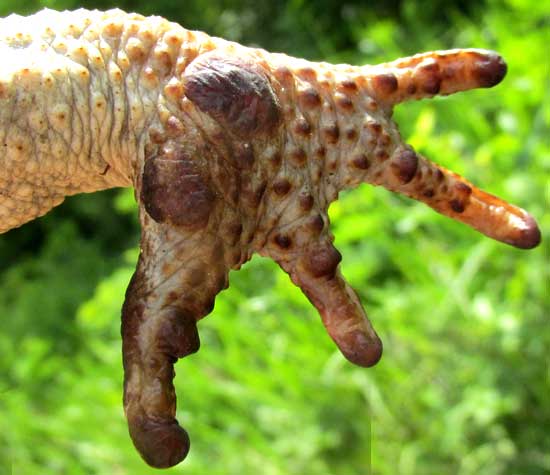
<box><xmin>0</xmin><ymin>8</ymin><xmax>542</xmax><ymax>468</ymax></box>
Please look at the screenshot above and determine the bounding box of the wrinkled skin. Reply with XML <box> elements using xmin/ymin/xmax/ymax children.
<box><xmin>0</xmin><ymin>8</ymin><xmax>541</xmax><ymax>468</ymax></box>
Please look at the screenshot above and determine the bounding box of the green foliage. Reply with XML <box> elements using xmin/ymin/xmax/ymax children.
<box><xmin>0</xmin><ymin>1</ymin><xmax>548</xmax><ymax>474</ymax></box>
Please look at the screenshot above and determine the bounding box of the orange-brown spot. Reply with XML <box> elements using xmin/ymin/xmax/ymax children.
<box><xmin>324</xmin><ymin>124</ymin><xmax>340</xmax><ymax>144</ymax></box>
<box><xmin>454</xmin><ymin>182</ymin><xmax>472</xmax><ymax>197</ymax></box>
<box><xmin>299</xmin><ymin>193</ymin><xmax>314</xmax><ymax>211</ymax></box>
<box><xmin>335</xmin><ymin>94</ymin><xmax>354</xmax><ymax>111</ymax></box>
<box><xmin>274</xmin><ymin>234</ymin><xmax>292</xmax><ymax>249</ymax></box>
<box><xmin>272</xmin><ymin>178</ymin><xmax>292</xmax><ymax>196</ymax></box>
<box><xmin>316</xmin><ymin>146</ymin><xmax>326</xmax><ymax>158</ymax></box>
<box><xmin>391</xmin><ymin>149</ymin><xmax>418</xmax><ymax>184</ymax></box>
<box><xmin>296</xmin><ymin>66</ymin><xmax>317</xmax><ymax>81</ymax></box>
<box><xmin>274</xmin><ymin>65</ymin><xmax>293</xmax><ymax>85</ymax></box>
<box><xmin>299</xmin><ymin>88</ymin><xmax>322</xmax><ymax>108</ymax></box>
<box><xmin>149</xmin><ymin>129</ymin><xmax>166</xmax><ymax>144</ymax></box>
<box><xmin>352</xmin><ymin>154</ymin><xmax>370</xmax><ymax>170</ymax></box>
<box><xmin>339</xmin><ymin>79</ymin><xmax>358</xmax><ymax>92</ymax></box>
<box><xmin>417</xmin><ymin>63</ymin><xmax>441</xmax><ymax>94</ymax></box>
<box><xmin>372</xmin><ymin>72</ymin><xmax>398</xmax><ymax>97</ymax></box>
<box><xmin>367</xmin><ymin>122</ymin><xmax>382</xmax><ymax>135</ymax></box>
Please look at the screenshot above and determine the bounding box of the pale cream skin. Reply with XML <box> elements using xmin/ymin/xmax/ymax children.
<box><xmin>0</xmin><ymin>8</ymin><xmax>541</xmax><ymax>468</ymax></box>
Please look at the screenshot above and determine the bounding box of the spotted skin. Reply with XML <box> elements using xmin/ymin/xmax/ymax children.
<box><xmin>0</xmin><ymin>8</ymin><xmax>541</xmax><ymax>468</ymax></box>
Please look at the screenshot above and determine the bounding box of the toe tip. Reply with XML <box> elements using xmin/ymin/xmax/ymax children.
<box><xmin>129</xmin><ymin>415</ymin><xmax>190</xmax><ymax>468</ymax></box>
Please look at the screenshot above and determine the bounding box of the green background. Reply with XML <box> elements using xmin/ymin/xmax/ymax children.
<box><xmin>0</xmin><ymin>0</ymin><xmax>548</xmax><ymax>474</ymax></box>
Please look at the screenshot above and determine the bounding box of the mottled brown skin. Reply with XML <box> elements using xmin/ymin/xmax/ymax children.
<box><xmin>0</xmin><ymin>8</ymin><xmax>541</xmax><ymax>469</ymax></box>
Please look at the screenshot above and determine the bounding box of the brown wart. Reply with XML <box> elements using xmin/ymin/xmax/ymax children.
<box><xmin>183</xmin><ymin>53</ymin><xmax>282</xmax><ymax>138</ymax></box>
<box><xmin>140</xmin><ymin>151</ymin><xmax>215</xmax><ymax>229</ymax></box>
<box><xmin>303</xmin><ymin>244</ymin><xmax>342</xmax><ymax>279</ymax></box>
<box><xmin>391</xmin><ymin>148</ymin><xmax>419</xmax><ymax>184</ymax></box>
<box><xmin>372</xmin><ymin>72</ymin><xmax>398</xmax><ymax>97</ymax></box>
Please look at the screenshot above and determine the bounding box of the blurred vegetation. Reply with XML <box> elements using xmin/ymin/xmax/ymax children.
<box><xmin>0</xmin><ymin>0</ymin><xmax>548</xmax><ymax>474</ymax></box>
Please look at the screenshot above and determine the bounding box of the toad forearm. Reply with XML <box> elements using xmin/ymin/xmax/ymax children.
<box><xmin>0</xmin><ymin>7</ymin><xmax>541</xmax><ymax>470</ymax></box>
<box><xmin>0</xmin><ymin>9</ymin><xmax>198</xmax><ymax>230</ymax></box>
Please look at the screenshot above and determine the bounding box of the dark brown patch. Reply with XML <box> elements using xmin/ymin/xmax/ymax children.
<box><xmin>345</xmin><ymin>128</ymin><xmax>358</xmax><ymax>141</ymax></box>
<box><xmin>511</xmin><ymin>214</ymin><xmax>541</xmax><ymax>249</ymax></box>
<box><xmin>299</xmin><ymin>88</ymin><xmax>322</xmax><ymax>108</ymax></box>
<box><xmin>372</xmin><ymin>73</ymin><xmax>398</xmax><ymax>97</ymax></box>
<box><xmin>435</xmin><ymin>169</ymin><xmax>445</xmax><ymax>182</ymax></box>
<box><xmin>449</xmin><ymin>199</ymin><xmax>465</xmax><ymax>213</ymax></box>
<box><xmin>141</xmin><ymin>152</ymin><xmax>215</xmax><ymax>228</ymax></box>
<box><xmin>407</xmin><ymin>83</ymin><xmax>417</xmax><ymax>94</ymax></box>
<box><xmin>273</xmin><ymin>178</ymin><xmax>292</xmax><ymax>196</ymax></box>
<box><xmin>294</xmin><ymin>118</ymin><xmax>312</xmax><ymax>136</ymax></box>
<box><xmin>274</xmin><ymin>234</ymin><xmax>292</xmax><ymax>249</ymax></box>
<box><xmin>305</xmin><ymin>244</ymin><xmax>342</xmax><ymax>278</ymax></box>
<box><xmin>299</xmin><ymin>193</ymin><xmax>314</xmax><ymax>211</ymax></box>
<box><xmin>127</xmin><ymin>413</ymin><xmax>190</xmax><ymax>468</ymax></box>
<box><xmin>184</xmin><ymin>54</ymin><xmax>281</xmax><ymax>138</ymax></box>
<box><xmin>471</xmin><ymin>53</ymin><xmax>507</xmax><ymax>88</ymax></box>
<box><xmin>315</xmin><ymin>146</ymin><xmax>326</xmax><ymax>158</ymax></box>
<box><xmin>352</xmin><ymin>154</ymin><xmax>370</xmax><ymax>170</ymax></box>
<box><xmin>455</xmin><ymin>182</ymin><xmax>472</xmax><ymax>197</ymax></box>
<box><xmin>324</xmin><ymin>124</ymin><xmax>340</xmax><ymax>144</ymax></box>
<box><xmin>417</xmin><ymin>63</ymin><xmax>441</xmax><ymax>94</ymax></box>
<box><xmin>391</xmin><ymin>149</ymin><xmax>418</xmax><ymax>184</ymax></box>
<box><xmin>423</xmin><ymin>189</ymin><xmax>435</xmax><ymax>198</ymax></box>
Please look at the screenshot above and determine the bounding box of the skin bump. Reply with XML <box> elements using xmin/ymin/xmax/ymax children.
<box><xmin>183</xmin><ymin>54</ymin><xmax>281</xmax><ymax>138</ymax></box>
<box><xmin>304</xmin><ymin>244</ymin><xmax>342</xmax><ymax>279</ymax></box>
<box><xmin>141</xmin><ymin>153</ymin><xmax>215</xmax><ymax>228</ymax></box>
<box><xmin>372</xmin><ymin>72</ymin><xmax>398</xmax><ymax>96</ymax></box>
<box><xmin>391</xmin><ymin>149</ymin><xmax>418</xmax><ymax>183</ymax></box>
